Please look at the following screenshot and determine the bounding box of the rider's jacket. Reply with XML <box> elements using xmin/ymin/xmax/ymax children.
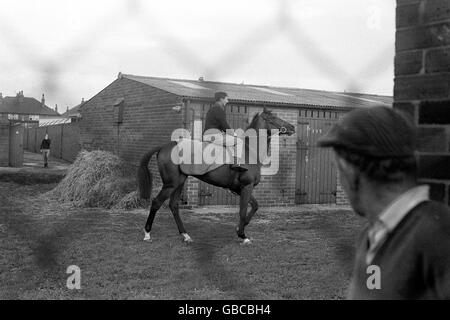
<box><xmin>203</xmin><ymin>102</ymin><xmax>231</xmax><ymax>134</ymax></box>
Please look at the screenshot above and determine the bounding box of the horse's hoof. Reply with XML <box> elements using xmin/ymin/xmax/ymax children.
<box><xmin>241</xmin><ymin>238</ymin><xmax>252</xmax><ymax>245</ymax></box>
<box><xmin>143</xmin><ymin>232</ymin><xmax>152</xmax><ymax>242</ymax></box>
<box><xmin>181</xmin><ymin>233</ymin><xmax>193</xmax><ymax>243</ymax></box>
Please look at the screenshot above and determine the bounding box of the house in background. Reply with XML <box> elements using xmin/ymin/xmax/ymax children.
<box><xmin>0</xmin><ymin>91</ymin><xmax>62</xmax><ymax>127</ymax></box>
<box><xmin>0</xmin><ymin>91</ymin><xmax>62</xmax><ymax>167</ymax></box>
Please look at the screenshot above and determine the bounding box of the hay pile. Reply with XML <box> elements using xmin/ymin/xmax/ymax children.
<box><xmin>50</xmin><ymin>150</ymin><xmax>152</xmax><ymax>209</ymax></box>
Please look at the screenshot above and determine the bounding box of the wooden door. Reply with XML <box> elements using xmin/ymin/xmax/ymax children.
<box><xmin>9</xmin><ymin>124</ymin><xmax>24</xmax><ymax>167</ymax></box>
<box><xmin>295</xmin><ymin>110</ymin><xmax>338</xmax><ymax>204</ymax></box>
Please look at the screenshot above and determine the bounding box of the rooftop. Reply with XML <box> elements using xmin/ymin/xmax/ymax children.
<box><xmin>0</xmin><ymin>92</ymin><xmax>60</xmax><ymax>116</ymax></box>
<box><xmin>61</xmin><ymin>99</ymin><xmax>85</xmax><ymax>118</ymax></box>
<box><xmin>120</xmin><ymin>73</ymin><xmax>393</xmax><ymax>109</ymax></box>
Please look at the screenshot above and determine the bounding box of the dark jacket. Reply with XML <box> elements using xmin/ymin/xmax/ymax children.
<box><xmin>40</xmin><ymin>138</ymin><xmax>51</xmax><ymax>150</ymax></box>
<box><xmin>203</xmin><ymin>102</ymin><xmax>231</xmax><ymax>134</ymax></box>
<box><xmin>348</xmin><ymin>200</ymin><xmax>450</xmax><ymax>299</ymax></box>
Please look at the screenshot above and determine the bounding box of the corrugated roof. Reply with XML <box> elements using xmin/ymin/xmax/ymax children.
<box><xmin>0</xmin><ymin>96</ymin><xmax>60</xmax><ymax>116</ymax></box>
<box><xmin>121</xmin><ymin>74</ymin><xmax>393</xmax><ymax>109</ymax></box>
<box><xmin>39</xmin><ymin>118</ymin><xmax>71</xmax><ymax>126</ymax></box>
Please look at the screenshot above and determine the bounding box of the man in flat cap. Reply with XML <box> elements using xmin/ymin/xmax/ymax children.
<box><xmin>318</xmin><ymin>106</ymin><xmax>450</xmax><ymax>299</ymax></box>
<box><xmin>203</xmin><ymin>91</ymin><xmax>247</xmax><ymax>171</ymax></box>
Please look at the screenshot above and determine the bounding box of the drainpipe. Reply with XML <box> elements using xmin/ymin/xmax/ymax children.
<box><xmin>182</xmin><ymin>98</ymin><xmax>191</xmax><ymax>131</ymax></box>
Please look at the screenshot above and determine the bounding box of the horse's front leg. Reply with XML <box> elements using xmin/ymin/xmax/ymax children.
<box><xmin>236</xmin><ymin>184</ymin><xmax>253</xmax><ymax>244</ymax></box>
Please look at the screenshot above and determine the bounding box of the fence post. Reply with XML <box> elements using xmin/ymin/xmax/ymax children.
<box><xmin>24</xmin><ymin>127</ymin><xmax>28</xmax><ymax>151</ymax></box>
<box><xmin>34</xmin><ymin>127</ymin><xmax>37</xmax><ymax>153</ymax></box>
<box><xmin>60</xmin><ymin>124</ymin><xmax>64</xmax><ymax>159</ymax></box>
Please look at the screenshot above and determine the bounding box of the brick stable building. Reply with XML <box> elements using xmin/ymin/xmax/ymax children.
<box><xmin>79</xmin><ymin>73</ymin><xmax>392</xmax><ymax>206</ymax></box>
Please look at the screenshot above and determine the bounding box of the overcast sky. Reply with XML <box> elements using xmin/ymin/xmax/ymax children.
<box><xmin>0</xmin><ymin>0</ymin><xmax>395</xmax><ymax>111</ymax></box>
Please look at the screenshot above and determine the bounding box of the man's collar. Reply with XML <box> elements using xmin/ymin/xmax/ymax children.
<box><xmin>364</xmin><ymin>185</ymin><xmax>429</xmax><ymax>265</ymax></box>
<box><xmin>377</xmin><ymin>185</ymin><xmax>430</xmax><ymax>232</ymax></box>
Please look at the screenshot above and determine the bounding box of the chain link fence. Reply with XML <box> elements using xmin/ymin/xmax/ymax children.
<box><xmin>0</xmin><ymin>0</ymin><xmax>397</xmax><ymax>298</ymax></box>
<box><xmin>0</xmin><ymin>0</ymin><xmax>395</xmax><ymax>110</ymax></box>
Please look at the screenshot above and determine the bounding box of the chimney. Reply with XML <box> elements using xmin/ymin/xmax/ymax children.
<box><xmin>16</xmin><ymin>91</ymin><xmax>24</xmax><ymax>103</ymax></box>
<box><xmin>81</xmin><ymin>97</ymin><xmax>85</xmax><ymax>103</ymax></box>
<box><xmin>41</xmin><ymin>94</ymin><xmax>45</xmax><ymax>107</ymax></box>
<box><xmin>66</xmin><ymin>106</ymin><xmax>69</xmax><ymax>113</ymax></box>
<box><xmin>198</xmin><ymin>76</ymin><xmax>204</xmax><ymax>81</ymax></box>
<box><xmin>55</xmin><ymin>104</ymin><xmax>58</xmax><ymax>113</ymax></box>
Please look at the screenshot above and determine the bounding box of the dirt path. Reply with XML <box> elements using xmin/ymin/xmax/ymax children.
<box><xmin>0</xmin><ymin>152</ymin><xmax>69</xmax><ymax>184</ymax></box>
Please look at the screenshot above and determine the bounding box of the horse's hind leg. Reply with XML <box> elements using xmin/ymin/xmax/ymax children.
<box><xmin>245</xmin><ymin>195</ymin><xmax>258</xmax><ymax>226</ymax></box>
<box><xmin>168</xmin><ymin>177</ymin><xmax>192</xmax><ymax>243</ymax></box>
<box><xmin>236</xmin><ymin>184</ymin><xmax>253</xmax><ymax>244</ymax></box>
<box><xmin>143</xmin><ymin>185</ymin><xmax>174</xmax><ymax>241</ymax></box>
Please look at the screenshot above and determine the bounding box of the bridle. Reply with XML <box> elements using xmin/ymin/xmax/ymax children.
<box><xmin>259</xmin><ymin>112</ymin><xmax>288</xmax><ymax>137</ymax></box>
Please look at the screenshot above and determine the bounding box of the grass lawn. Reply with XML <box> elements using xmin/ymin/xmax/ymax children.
<box><xmin>0</xmin><ymin>181</ymin><xmax>363</xmax><ymax>299</ymax></box>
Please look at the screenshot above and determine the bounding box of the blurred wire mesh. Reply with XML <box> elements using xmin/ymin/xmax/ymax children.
<box><xmin>0</xmin><ymin>0</ymin><xmax>394</xmax><ymax>109</ymax></box>
<box><xmin>0</xmin><ymin>0</ymin><xmax>396</xmax><ymax>291</ymax></box>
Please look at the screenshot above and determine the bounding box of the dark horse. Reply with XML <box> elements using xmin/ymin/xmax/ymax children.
<box><xmin>137</xmin><ymin>108</ymin><xmax>295</xmax><ymax>244</ymax></box>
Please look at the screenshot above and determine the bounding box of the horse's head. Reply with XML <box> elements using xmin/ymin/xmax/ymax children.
<box><xmin>258</xmin><ymin>107</ymin><xmax>296</xmax><ymax>137</ymax></box>
<box><xmin>246</xmin><ymin>108</ymin><xmax>295</xmax><ymax>158</ymax></box>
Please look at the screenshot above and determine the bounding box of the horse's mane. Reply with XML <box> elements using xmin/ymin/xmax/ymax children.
<box><xmin>247</xmin><ymin>113</ymin><xmax>260</xmax><ymax>130</ymax></box>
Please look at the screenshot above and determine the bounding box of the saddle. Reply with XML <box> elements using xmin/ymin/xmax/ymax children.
<box><xmin>173</xmin><ymin>139</ymin><xmax>235</xmax><ymax>175</ymax></box>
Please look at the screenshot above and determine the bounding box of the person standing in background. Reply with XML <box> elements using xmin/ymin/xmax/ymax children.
<box><xmin>40</xmin><ymin>133</ymin><xmax>51</xmax><ymax>168</ymax></box>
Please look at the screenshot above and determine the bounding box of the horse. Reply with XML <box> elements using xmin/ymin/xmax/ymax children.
<box><xmin>137</xmin><ymin>108</ymin><xmax>295</xmax><ymax>244</ymax></box>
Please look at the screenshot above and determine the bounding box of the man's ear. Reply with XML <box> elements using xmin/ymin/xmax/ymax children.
<box><xmin>336</xmin><ymin>156</ymin><xmax>360</xmax><ymax>192</ymax></box>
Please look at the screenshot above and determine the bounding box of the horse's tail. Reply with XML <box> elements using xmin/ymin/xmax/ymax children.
<box><xmin>137</xmin><ymin>146</ymin><xmax>162</xmax><ymax>200</ymax></box>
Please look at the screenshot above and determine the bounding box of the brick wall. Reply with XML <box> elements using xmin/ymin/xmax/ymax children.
<box><xmin>0</xmin><ymin>115</ymin><xmax>9</xmax><ymax>166</ymax></box>
<box><xmin>80</xmin><ymin>76</ymin><xmax>184</xmax><ymax>188</ymax></box>
<box><xmin>184</xmin><ymin>177</ymin><xmax>200</xmax><ymax>208</ymax></box>
<box><xmin>80</xmin><ymin>76</ymin><xmax>183</xmax><ymax>160</ymax></box>
<box><xmin>394</xmin><ymin>0</ymin><xmax>450</xmax><ymax>205</ymax></box>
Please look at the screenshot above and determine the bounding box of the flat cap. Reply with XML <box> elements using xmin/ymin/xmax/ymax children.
<box><xmin>214</xmin><ymin>91</ymin><xmax>228</xmax><ymax>101</ymax></box>
<box><xmin>317</xmin><ymin>106</ymin><xmax>416</xmax><ymax>158</ymax></box>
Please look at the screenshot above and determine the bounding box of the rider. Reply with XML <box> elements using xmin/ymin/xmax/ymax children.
<box><xmin>203</xmin><ymin>91</ymin><xmax>247</xmax><ymax>172</ymax></box>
